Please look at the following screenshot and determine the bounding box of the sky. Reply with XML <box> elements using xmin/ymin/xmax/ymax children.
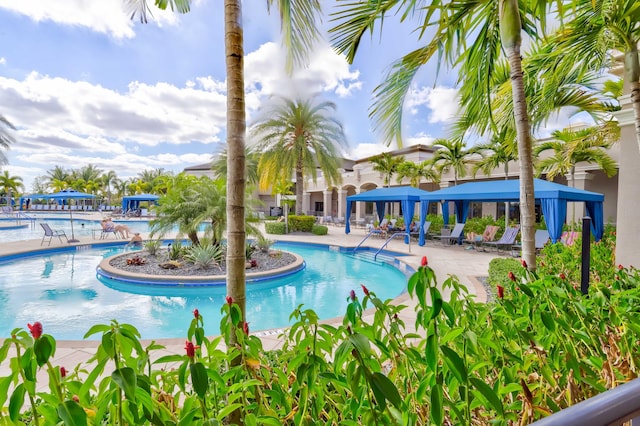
<box><xmin>0</xmin><ymin>1</ymin><xmax>575</xmax><ymax>192</ymax></box>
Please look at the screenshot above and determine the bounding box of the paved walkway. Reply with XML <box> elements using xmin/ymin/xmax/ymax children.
<box><xmin>0</xmin><ymin>217</ymin><xmax>503</xmax><ymax>390</ymax></box>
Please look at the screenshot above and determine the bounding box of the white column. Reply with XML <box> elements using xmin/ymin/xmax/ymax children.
<box><xmin>565</xmin><ymin>171</ymin><xmax>593</xmax><ymax>225</ymax></box>
<box><xmin>355</xmin><ymin>188</ymin><xmax>363</xmax><ymax>220</ymax></box>
<box><xmin>613</xmin><ymin>94</ymin><xmax>640</xmax><ymax>266</ymax></box>
<box><xmin>323</xmin><ymin>190</ymin><xmax>332</xmax><ymax>218</ymax></box>
<box><xmin>301</xmin><ymin>192</ymin><xmax>311</xmax><ymax>216</ymax></box>
<box><xmin>337</xmin><ymin>189</ymin><xmax>346</xmax><ymax>221</ymax></box>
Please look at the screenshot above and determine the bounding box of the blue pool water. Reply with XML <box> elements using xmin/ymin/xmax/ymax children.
<box><xmin>0</xmin><ymin>215</ymin><xmax>150</xmax><ymax>243</ymax></box>
<box><xmin>0</xmin><ymin>242</ymin><xmax>408</xmax><ymax>340</ymax></box>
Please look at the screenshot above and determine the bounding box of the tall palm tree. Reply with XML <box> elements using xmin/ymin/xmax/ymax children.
<box><xmin>46</xmin><ymin>166</ymin><xmax>70</xmax><ymax>188</ymax></box>
<box><xmin>370</xmin><ymin>152</ymin><xmax>404</xmax><ymax>187</ymax></box>
<box><xmin>251</xmin><ymin>96</ymin><xmax>346</xmax><ymax>215</ymax></box>
<box><xmin>330</xmin><ymin>0</ymin><xmax>551</xmax><ymax>267</ymax></box>
<box><xmin>127</xmin><ymin>0</ymin><xmax>325</xmax><ymax>377</ymax></box>
<box><xmin>470</xmin><ymin>134</ymin><xmax>519</xmax><ymax>227</ymax></box>
<box><xmin>0</xmin><ymin>170</ymin><xmax>23</xmax><ymax>208</ymax></box>
<box><xmin>548</xmin><ymin>0</ymin><xmax>640</xmax><ymax>151</ymax></box>
<box><xmin>0</xmin><ymin>114</ymin><xmax>16</xmax><ymax>166</ymax></box>
<box><xmin>100</xmin><ymin>170</ymin><xmax>120</xmax><ymax>207</ymax></box>
<box><xmin>211</xmin><ymin>146</ymin><xmax>260</xmax><ymax>186</ymax></box>
<box><xmin>534</xmin><ymin>123</ymin><xmax>619</xmax><ymax>182</ymax></box>
<box><xmin>430</xmin><ymin>139</ymin><xmax>473</xmax><ymax>186</ymax></box>
<box><xmin>396</xmin><ymin>160</ymin><xmax>439</xmax><ymax>188</ymax></box>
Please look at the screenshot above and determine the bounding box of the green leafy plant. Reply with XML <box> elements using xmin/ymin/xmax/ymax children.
<box><xmin>168</xmin><ymin>240</ymin><xmax>186</xmax><ymax>260</ymax></box>
<box><xmin>186</xmin><ymin>243</ymin><xmax>223</xmax><ymax>269</ymax></box>
<box><xmin>253</xmin><ymin>234</ymin><xmax>274</xmax><ymax>252</ymax></box>
<box><xmin>311</xmin><ymin>224</ymin><xmax>328</xmax><ymax>235</ymax></box>
<box><xmin>287</xmin><ymin>215</ymin><xmax>315</xmax><ymax>232</ymax></box>
<box><xmin>143</xmin><ymin>239</ymin><xmax>162</xmax><ymax>256</ymax></box>
<box><xmin>265</xmin><ymin>221</ymin><xmax>286</xmax><ymax>234</ymax></box>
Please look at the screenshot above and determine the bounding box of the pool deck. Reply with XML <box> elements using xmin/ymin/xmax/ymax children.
<box><xmin>0</xmin><ymin>218</ymin><xmax>506</xmax><ymax>390</ymax></box>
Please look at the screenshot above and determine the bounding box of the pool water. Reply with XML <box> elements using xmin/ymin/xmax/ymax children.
<box><xmin>0</xmin><ymin>243</ymin><xmax>408</xmax><ymax>340</ymax></box>
<box><xmin>0</xmin><ymin>216</ymin><xmax>151</xmax><ymax>243</ymax></box>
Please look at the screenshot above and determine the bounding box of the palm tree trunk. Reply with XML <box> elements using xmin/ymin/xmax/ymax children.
<box><xmin>501</xmin><ymin>0</ymin><xmax>536</xmax><ymax>269</ymax></box>
<box><xmin>295</xmin><ymin>165</ymin><xmax>304</xmax><ymax>215</ymax></box>
<box><xmin>504</xmin><ymin>164</ymin><xmax>509</xmax><ymax>230</ymax></box>
<box><xmin>225</xmin><ymin>0</ymin><xmax>246</xmax><ymax>345</ymax></box>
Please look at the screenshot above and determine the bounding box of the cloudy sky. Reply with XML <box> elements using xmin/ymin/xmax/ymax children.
<box><xmin>0</xmin><ymin>0</ymin><xmax>466</xmax><ymax>191</ymax></box>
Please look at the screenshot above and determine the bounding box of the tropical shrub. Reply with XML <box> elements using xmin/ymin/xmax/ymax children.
<box><xmin>168</xmin><ymin>240</ymin><xmax>186</xmax><ymax>260</ymax></box>
<box><xmin>287</xmin><ymin>215</ymin><xmax>315</xmax><ymax>232</ymax></box>
<box><xmin>253</xmin><ymin>234</ymin><xmax>274</xmax><ymax>252</ymax></box>
<box><xmin>487</xmin><ymin>257</ymin><xmax>524</xmax><ymax>288</ymax></box>
<box><xmin>265</xmin><ymin>221</ymin><xmax>286</xmax><ymax>234</ymax></box>
<box><xmin>186</xmin><ymin>243</ymin><xmax>223</xmax><ymax>269</ymax></box>
<box><xmin>311</xmin><ymin>224</ymin><xmax>328</xmax><ymax>235</ymax></box>
<box><xmin>143</xmin><ymin>239</ymin><xmax>162</xmax><ymax>255</ymax></box>
<box><xmin>2</xmin><ymin>230</ymin><xmax>638</xmax><ymax>424</ymax></box>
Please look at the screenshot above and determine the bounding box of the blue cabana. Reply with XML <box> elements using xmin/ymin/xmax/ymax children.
<box><xmin>122</xmin><ymin>193</ymin><xmax>160</xmax><ymax>211</ymax></box>
<box><xmin>345</xmin><ymin>186</ymin><xmax>431</xmax><ymax>244</ymax></box>
<box><xmin>419</xmin><ymin>178</ymin><xmax>605</xmax><ymax>242</ymax></box>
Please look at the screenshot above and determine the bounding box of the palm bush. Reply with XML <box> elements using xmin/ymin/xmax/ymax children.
<box><xmin>143</xmin><ymin>239</ymin><xmax>162</xmax><ymax>255</ymax></box>
<box><xmin>186</xmin><ymin>243</ymin><xmax>224</xmax><ymax>270</ymax></box>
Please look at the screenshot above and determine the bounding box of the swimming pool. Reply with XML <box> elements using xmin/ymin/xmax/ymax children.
<box><xmin>0</xmin><ymin>215</ymin><xmax>151</xmax><ymax>243</ymax></box>
<box><xmin>0</xmin><ymin>242</ymin><xmax>408</xmax><ymax>340</ymax></box>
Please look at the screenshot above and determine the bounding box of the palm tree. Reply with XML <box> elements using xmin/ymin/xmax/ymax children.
<box><xmin>534</xmin><ymin>123</ymin><xmax>619</xmax><ymax>182</ymax></box>
<box><xmin>150</xmin><ymin>175</ymin><xmax>227</xmax><ymax>246</ymax></box>
<box><xmin>0</xmin><ymin>114</ymin><xmax>16</xmax><ymax>166</ymax></box>
<box><xmin>46</xmin><ymin>166</ymin><xmax>71</xmax><ymax>188</ymax></box>
<box><xmin>0</xmin><ymin>170</ymin><xmax>24</xmax><ymax>208</ymax></box>
<box><xmin>330</xmin><ymin>0</ymin><xmax>551</xmax><ymax>268</ymax></box>
<box><xmin>547</xmin><ymin>0</ymin><xmax>640</xmax><ymax>151</ymax></box>
<box><xmin>251</xmin><ymin>96</ymin><xmax>346</xmax><ymax>215</ymax></box>
<box><xmin>470</xmin><ymin>134</ymin><xmax>519</xmax><ymax>228</ymax></box>
<box><xmin>100</xmin><ymin>170</ymin><xmax>120</xmax><ymax>207</ymax></box>
<box><xmin>211</xmin><ymin>146</ymin><xmax>260</xmax><ymax>186</ymax></box>
<box><xmin>430</xmin><ymin>139</ymin><xmax>473</xmax><ymax>186</ymax></box>
<box><xmin>128</xmin><ymin>0</ymin><xmax>325</xmax><ymax>380</ymax></box>
<box><xmin>396</xmin><ymin>160</ymin><xmax>439</xmax><ymax>188</ymax></box>
<box><xmin>370</xmin><ymin>152</ymin><xmax>404</xmax><ymax>188</ymax></box>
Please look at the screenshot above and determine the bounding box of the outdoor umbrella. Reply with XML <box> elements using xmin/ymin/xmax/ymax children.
<box><xmin>45</xmin><ymin>190</ymin><xmax>96</xmax><ymax>243</ymax></box>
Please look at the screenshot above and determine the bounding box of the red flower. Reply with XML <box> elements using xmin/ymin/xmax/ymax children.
<box><xmin>618</xmin><ymin>264</ymin><xmax>624</xmax><ymax>270</ymax></box>
<box><xmin>72</xmin><ymin>395</ymin><xmax>79</xmax><ymax>403</ymax></box>
<box><xmin>28</xmin><ymin>322</ymin><xmax>42</xmax><ymax>339</ymax></box>
<box><xmin>508</xmin><ymin>271</ymin><xmax>516</xmax><ymax>282</ymax></box>
<box><xmin>559</xmin><ymin>273</ymin><xmax>566</xmax><ymax>280</ymax></box>
<box><xmin>421</xmin><ymin>256</ymin><xmax>428</xmax><ymax>266</ymax></box>
<box><xmin>243</xmin><ymin>321</ymin><xmax>249</xmax><ymax>335</ymax></box>
<box><xmin>521</xmin><ymin>259</ymin><xmax>527</xmax><ymax>269</ymax></box>
<box><xmin>361</xmin><ymin>284</ymin><xmax>370</xmax><ymax>296</ymax></box>
<box><xmin>497</xmin><ymin>285</ymin><xmax>504</xmax><ymax>299</ymax></box>
<box><xmin>193</xmin><ymin>308</ymin><xmax>199</xmax><ymax>319</ymax></box>
<box><xmin>185</xmin><ymin>341</ymin><xmax>195</xmax><ymax>359</ymax></box>
<box><xmin>60</xmin><ymin>367</ymin><xmax>67</xmax><ymax>378</ymax></box>
<box><xmin>225</xmin><ymin>296</ymin><xmax>233</xmax><ymax>306</ymax></box>
<box><xmin>349</xmin><ymin>289</ymin><xmax>356</xmax><ymax>302</ymax></box>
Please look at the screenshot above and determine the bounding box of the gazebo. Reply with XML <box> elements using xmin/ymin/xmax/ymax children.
<box><xmin>418</xmin><ymin>178</ymin><xmax>605</xmax><ymax>243</ymax></box>
<box><xmin>121</xmin><ymin>194</ymin><xmax>160</xmax><ymax>212</ymax></box>
<box><xmin>345</xmin><ymin>186</ymin><xmax>431</xmax><ymax>243</ymax></box>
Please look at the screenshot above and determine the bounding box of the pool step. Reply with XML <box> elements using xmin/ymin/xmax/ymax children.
<box><xmin>350</xmin><ymin>251</ymin><xmax>395</xmax><ymax>265</ymax></box>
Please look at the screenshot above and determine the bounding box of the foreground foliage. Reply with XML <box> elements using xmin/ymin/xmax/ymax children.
<box><xmin>1</xmin><ymin>233</ymin><xmax>638</xmax><ymax>424</ymax></box>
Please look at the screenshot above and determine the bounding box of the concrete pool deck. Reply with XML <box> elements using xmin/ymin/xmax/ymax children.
<box><xmin>0</xmin><ymin>218</ymin><xmax>504</xmax><ymax>390</ymax></box>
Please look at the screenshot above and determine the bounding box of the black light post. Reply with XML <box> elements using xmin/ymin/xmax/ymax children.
<box><xmin>580</xmin><ymin>216</ymin><xmax>591</xmax><ymax>295</ymax></box>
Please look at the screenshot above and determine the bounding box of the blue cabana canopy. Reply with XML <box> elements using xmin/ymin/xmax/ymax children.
<box><xmin>122</xmin><ymin>194</ymin><xmax>160</xmax><ymax>211</ymax></box>
<box><xmin>345</xmin><ymin>186</ymin><xmax>431</xmax><ymax>244</ymax></box>
<box><xmin>419</xmin><ymin>178</ymin><xmax>605</xmax><ymax>242</ymax></box>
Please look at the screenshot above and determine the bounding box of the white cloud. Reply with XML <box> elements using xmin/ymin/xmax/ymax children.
<box><xmin>406</xmin><ymin>132</ymin><xmax>435</xmax><ymax>146</ymax></box>
<box><xmin>348</xmin><ymin>143</ymin><xmax>388</xmax><ymax>159</ymax></box>
<box><xmin>0</xmin><ymin>57</ymin><xmax>6</xmax><ymax>66</ymax></box>
<box><xmin>406</xmin><ymin>85</ymin><xmax>459</xmax><ymax>124</ymax></box>
<box><xmin>244</xmin><ymin>42</ymin><xmax>362</xmax><ymax>101</ymax></box>
<box><xmin>0</xmin><ymin>0</ymin><xmax>179</xmax><ymax>39</ymax></box>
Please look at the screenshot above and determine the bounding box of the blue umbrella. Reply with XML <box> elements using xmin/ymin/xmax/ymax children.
<box><xmin>45</xmin><ymin>190</ymin><xmax>96</xmax><ymax>243</ymax></box>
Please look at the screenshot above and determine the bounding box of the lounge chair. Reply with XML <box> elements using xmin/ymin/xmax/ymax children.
<box><xmin>512</xmin><ymin>229</ymin><xmax>550</xmax><ymax>253</ymax></box>
<box><xmin>433</xmin><ymin>223</ymin><xmax>465</xmax><ymax>246</ymax></box>
<box><xmin>483</xmin><ymin>226</ymin><xmax>520</xmax><ymax>252</ymax></box>
<box><xmin>464</xmin><ymin>225</ymin><xmax>500</xmax><ymax>249</ymax></box>
<box><xmin>40</xmin><ymin>223</ymin><xmax>68</xmax><ymax>246</ymax></box>
<box><xmin>410</xmin><ymin>221</ymin><xmax>431</xmax><ymax>242</ymax></box>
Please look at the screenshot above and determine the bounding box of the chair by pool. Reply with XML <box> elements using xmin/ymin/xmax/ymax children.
<box><xmin>40</xmin><ymin>223</ymin><xmax>68</xmax><ymax>246</ymax></box>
